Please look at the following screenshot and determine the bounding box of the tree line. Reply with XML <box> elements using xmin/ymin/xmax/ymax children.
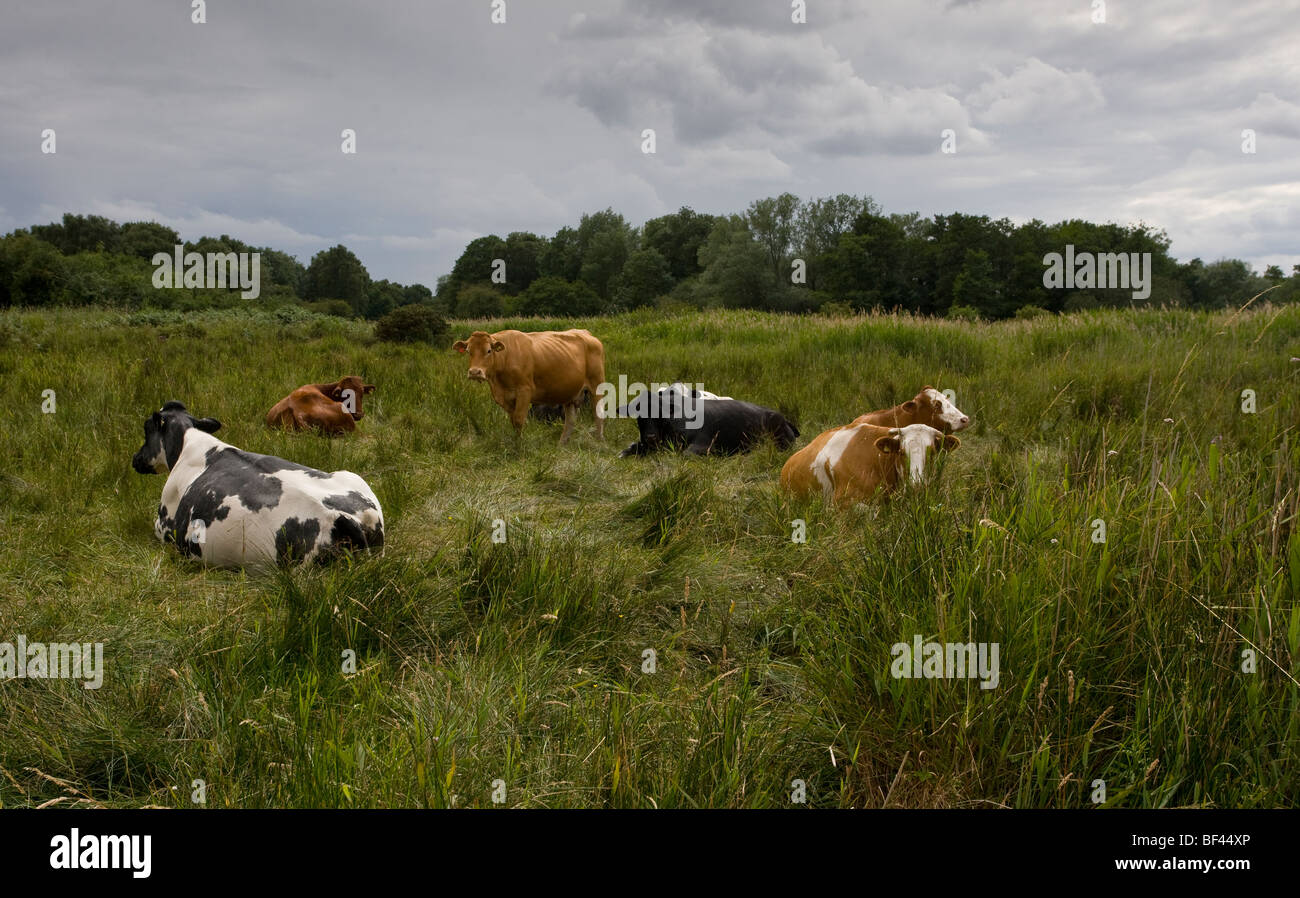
<box><xmin>2</xmin><ymin>201</ymin><xmax>1296</xmax><ymax>320</ymax></box>
<box><xmin>0</xmin><ymin>214</ymin><xmax>430</xmax><ymax>319</ymax></box>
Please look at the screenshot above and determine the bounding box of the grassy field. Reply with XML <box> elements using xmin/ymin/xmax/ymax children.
<box><xmin>0</xmin><ymin>303</ymin><xmax>1297</xmax><ymax>808</ymax></box>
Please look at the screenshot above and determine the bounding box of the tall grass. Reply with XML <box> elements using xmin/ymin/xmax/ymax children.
<box><xmin>0</xmin><ymin>304</ymin><xmax>1296</xmax><ymax>807</ymax></box>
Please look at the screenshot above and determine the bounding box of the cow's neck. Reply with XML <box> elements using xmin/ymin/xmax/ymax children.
<box><xmin>162</xmin><ymin>429</ymin><xmax>231</xmax><ymax>506</ymax></box>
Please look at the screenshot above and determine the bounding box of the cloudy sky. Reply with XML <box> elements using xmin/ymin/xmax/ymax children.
<box><xmin>2</xmin><ymin>0</ymin><xmax>1297</xmax><ymax>287</ymax></box>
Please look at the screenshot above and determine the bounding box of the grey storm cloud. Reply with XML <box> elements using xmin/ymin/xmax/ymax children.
<box><xmin>0</xmin><ymin>0</ymin><xmax>1296</xmax><ymax>286</ymax></box>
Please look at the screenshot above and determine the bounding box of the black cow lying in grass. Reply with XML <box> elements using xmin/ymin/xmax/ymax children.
<box><xmin>615</xmin><ymin>383</ymin><xmax>798</xmax><ymax>457</ymax></box>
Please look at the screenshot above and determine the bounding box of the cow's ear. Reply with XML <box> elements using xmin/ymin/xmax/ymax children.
<box><xmin>453</xmin><ymin>340</ymin><xmax>468</xmax><ymax>354</ymax></box>
<box><xmin>491</xmin><ymin>340</ymin><xmax>506</xmax><ymax>353</ymax></box>
<box><xmin>902</xmin><ymin>400</ymin><xmax>917</xmax><ymax>412</ymax></box>
<box><xmin>942</xmin><ymin>435</ymin><xmax>961</xmax><ymax>451</ymax></box>
<box><xmin>363</xmin><ymin>384</ymin><xmax>376</xmax><ymax>395</ymax></box>
<box><xmin>874</xmin><ymin>435</ymin><xmax>901</xmax><ymax>454</ymax></box>
<box><xmin>195</xmin><ymin>417</ymin><xmax>222</xmax><ymax>434</ymax></box>
<box><xmin>921</xmin><ymin>385</ymin><xmax>936</xmax><ymax>392</ymax></box>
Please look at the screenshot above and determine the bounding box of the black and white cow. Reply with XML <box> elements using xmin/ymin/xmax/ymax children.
<box><xmin>132</xmin><ymin>401</ymin><xmax>384</xmax><ymax>568</ymax></box>
<box><xmin>615</xmin><ymin>383</ymin><xmax>798</xmax><ymax>457</ymax></box>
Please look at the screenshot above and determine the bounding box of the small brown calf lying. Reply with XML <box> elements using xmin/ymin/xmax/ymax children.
<box><xmin>266</xmin><ymin>376</ymin><xmax>376</xmax><ymax>435</ymax></box>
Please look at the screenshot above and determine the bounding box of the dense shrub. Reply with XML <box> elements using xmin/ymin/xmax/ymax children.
<box><xmin>819</xmin><ymin>300</ymin><xmax>854</xmax><ymax>317</ymax></box>
<box><xmin>1015</xmin><ymin>304</ymin><xmax>1049</xmax><ymax>319</ymax></box>
<box><xmin>510</xmin><ymin>276</ymin><xmax>605</xmax><ymax>316</ymax></box>
<box><xmin>304</xmin><ymin>299</ymin><xmax>355</xmax><ymax>318</ymax></box>
<box><xmin>455</xmin><ymin>284</ymin><xmax>505</xmax><ymax>318</ymax></box>
<box><xmin>374</xmin><ymin>303</ymin><xmax>447</xmax><ymax>344</ymax></box>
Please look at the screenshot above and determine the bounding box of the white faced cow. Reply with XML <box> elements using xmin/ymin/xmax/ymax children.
<box><xmin>781</xmin><ymin>422</ymin><xmax>960</xmax><ymax>508</ymax></box>
<box><xmin>132</xmin><ymin>401</ymin><xmax>384</xmax><ymax>568</ymax></box>
<box><xmin>851</xmin><ymin>386</ymin><xmax>970</xmax><ymax>433</ymax></box>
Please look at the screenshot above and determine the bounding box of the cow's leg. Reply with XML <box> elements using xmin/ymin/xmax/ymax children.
<box><xmin>591</xmin><ymin>386</ymin><xmax>605</xmax><ymax>440</ymax></box>
<box><xmin>508</xmin><ymin>394</ymin><xmax>529</xmax><ymax>437</ymax></box>
<box><xmin>559</xmin><ymin>402</ymin><xmax>577</xmax><ymax>444</ymax></box>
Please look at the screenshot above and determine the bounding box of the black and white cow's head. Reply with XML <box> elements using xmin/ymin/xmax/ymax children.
<box><xmin>132</xmin><ymin>401</ymin><xmax>222</xmax><ymax>474</ymax></box>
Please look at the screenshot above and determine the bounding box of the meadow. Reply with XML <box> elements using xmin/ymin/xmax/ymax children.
<box><xmin>0</xmin><ymin>303</ymin><xmax>1297</xmax><ymax>808</ymax></box>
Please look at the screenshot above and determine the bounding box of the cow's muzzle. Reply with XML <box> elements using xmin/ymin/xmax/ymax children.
<box><xmin>467</xmin><ymin>368</ymin><xmax>487</xmax><ymax>382</ymax></box>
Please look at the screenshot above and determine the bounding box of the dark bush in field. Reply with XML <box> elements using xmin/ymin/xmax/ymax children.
<box><xmin>304</xmin><ymin>299</ymin><xmax>355</xmax><ymax>318</ymax></box>
<box><xmin>374</xmin><ymin>303</ymin><xmax>447</xmax><ymax>344</ymax></box>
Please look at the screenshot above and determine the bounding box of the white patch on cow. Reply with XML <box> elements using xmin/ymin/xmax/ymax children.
<box><xmin>145</xmin><ymin>446</ymin><xmax>168</xmax><ymax>474</ymax></box>
<box><xmin>895</xmin><ymin>424</ymin><xmax>945</xmax><ymax>484</ymax></box>
<box><xmin>661</xmin><ymin>383</ymin><xmax>732</xmax><ymax>401</ymax></box>
<box><xmin>156</xmin><ymin>429</ymin><xmax>383</xmax><ymax>568</ymax></box>
<box><xmin>924</xmin><ymin>388</ymin><xmax>969</xmax><ymax>431</ymax></box>
<box><xmin>812</xmin><ymin>425</ymin><xmax>864</xmax><ymax>500</ymax></box>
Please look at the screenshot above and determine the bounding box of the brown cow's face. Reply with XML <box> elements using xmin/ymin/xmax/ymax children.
<box><xmin>898</xmin><ymin>387</ymin><xmax>970</xmax><ymax>434</ymax></box>
<box><xmin>453</xmin><ymin>332</ymin><xmax>505</xmax><ymax>382</ymax></box>
<box><xmin>330</xmin><ymin>376</ymin><xmax>376</xmax><ymax>420</ymax></box>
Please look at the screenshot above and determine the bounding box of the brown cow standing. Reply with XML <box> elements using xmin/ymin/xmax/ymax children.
<box><xmin>453</xmin><ymin>329</ymin><xmax>605</xmax><ymax>443</ymax></box>
<box><xmin>781</xmin><ymin>422</ymin><xmax>959</xmax><ymax>507</ymax></box>
<box><xmin>266</xmin><ymin>376</ymin><xmax>376</xmax><ymax>435</ymax></box>
<box><xmin>851</xmin><ymin>386</ymin><xmax>970</xmax><ymax>433</ymax></box>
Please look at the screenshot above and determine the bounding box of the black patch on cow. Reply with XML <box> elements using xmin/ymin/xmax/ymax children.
<box><xmin>619</xmin><ymin>396</ymin><xmax>799</xmax><ymax>458</ymax></box>
<box><xmin>204</xmin><ymin>445</ymin><xmax>331</xmax><ymax>478</ymax></box>
<box><xmin>156</xmin><ymin>445</ymin><xmax>347</xmax><ymax>561</ymax></box>
<box><xmin>329</xmin><ymin>514</ymin><xmax>384</xmax><ymax>551</ymax></box>
<box><xmin>323</xmin><ymin>490</ymin><xmax>378</xmax><ymax>514</ymax></box>
<box><xmin>132</xmin><ymin>401</ymin><xmax>222</xmax><ymax>474</ymax></box>
<box><xmin>275</xmin><ymin>517</ymin><xmax>321</xmax><ymax>564</ymax></box>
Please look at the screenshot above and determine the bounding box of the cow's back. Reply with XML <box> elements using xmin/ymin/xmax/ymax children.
<box><xmin>781</xmin><ymin>427</ymin><xmax>839</xmax><ymax>495</ymax></box>
<box><xmin>781</xmin><ymin>423</ymin><xmax>895</xmax><ymax>505</ymax></box>
<box><xmin>266</xmin><ymin>386</ymin><xmax>354</xmax><ymax>433</ymax></box>
<box><xmin>159</xmin><ymin>436</ymin><xmax>383</xmax><ymax>568</ymax></box>
<box><xmin>497</xmin><ymin>328</ymin><xmax>603</xmax><ymax>404</ymax></box>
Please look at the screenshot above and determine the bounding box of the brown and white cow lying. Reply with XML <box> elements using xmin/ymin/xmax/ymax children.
<box><xmin>266</xmin><ymin>376</ymin><xmax>376</xmax><ymax>435</ymax></box>
<box><xmin>781</xmin><ymin>422</ymin><xmax>960</xmax><ymax>507</ymax></box>
<box><xmin>852</xmin><ymin>386</ymin><xmax>969</xmax><ymax>433</ymax></box>
<box><xmin>453</xmin><ymin>328</ymin><xmax>606</xmax><ymax>443</ymax></box>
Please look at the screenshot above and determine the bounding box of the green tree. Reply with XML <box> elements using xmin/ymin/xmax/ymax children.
<box><xmin>455</xmin><ymin>283</ymin><xmax>505</xmax><ymax>318</ymax></box>
<box><xmin>402</xmin><ymin>283</ymin><xmax>434</xmax><ymax>306</ymax></box>
<box><xmin>511</xmin><ymin>276</ymin><xmax>604</xmax><ymax>316</ymax></box>
<box><xmin>31</xmin><ymin>213</ymin><xmax>121</xmax><ymax>254</ymax></box>
<box><xmin>364</xmin><ymin>278</ymin><xmax>405</xmax><ymax>320</ymax></box>
<box><xmin>575</xmin><ymin>210</ymin><xmax>635</xmax><ymax>299</ymax></box>
<box><xmin>0</xmin><ymin>233</ymin><xmax>68</xmax><ymax>306</ymax></box>
<box><xmin>117</xmin><ymin>221</ymin><xmax>181</xmax><ymax>261</ymax></box>
<box><xmin>746</xmin><ymin>193</ymin><xmax>801</xmax><ymax>283</ymax></box>
<box><xmin>611</xmin><ymin>247</ymin><xmax>673</xmax><ymax>309</ymax></box>
<box><xmin>257</xmin><ymin>249</ymin><xmax>306</xmax><ymax>295</ymax></box>
<box><xmin>539</xmin><ymin>226</ymin><xmax>581</xmax><ymax>281</ymax></box>
<box><xmin>303</xmin><ymin>244</ymin><xmax>370</xmax><ymax>314</ymax></box>
<box><xmin>795</xmin><ymin>194</ymin><xmax>877</xmax><ymax>289</ymax></box>
<box><xmin>642</xmin><ymin>207</ymin><xmax>718</xmax><ymax>281</ymax></box>
<box><xmin>951</xmin><ymin>248</ymin><xmax>999</xmax><ymax>315</ymax></box>
<box><xmin>697</xmin><ymin>216</ymin><xmax>781</xmax><ymax>309</ymax></box>
<box><xmin>501</xmin><ymin>231</ymin><xmax>546</xmax><ymax>295</ymax></box>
